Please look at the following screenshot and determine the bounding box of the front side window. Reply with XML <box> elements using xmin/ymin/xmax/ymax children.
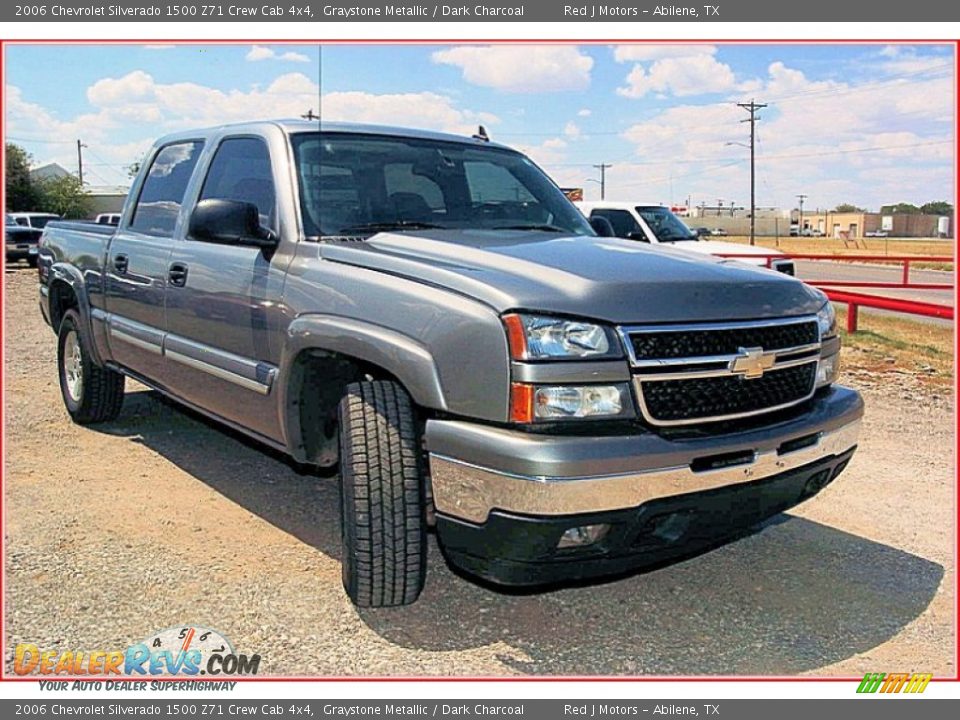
<box><xmin>198</xmin><ymin>137</ymin><xmax>277</xmax><ymax>232</ymax></box>
<box><xmin>291</xmin><ymin>133</ymin><xmax>593</xmax><ymax>239</ymax></box>
<box><xmin>591</xmin><ymin>209</ymin><xmax>643</xmax><ymax>239</ymax></box>
<box><xmin>635</xmin><ymin>207</ymin><xmax>697</xmax><ymax>242</ymax></box>
<box><xmin>130</xmin><ymin>141</ymin><xmax>204</xmax><ymax>237</ymax></box>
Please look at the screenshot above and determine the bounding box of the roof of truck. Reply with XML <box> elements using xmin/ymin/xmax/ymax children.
<box><xmin>155</xmin><ymin>119</ymin><xmax>512</xmax><ymax>151</ymax></box>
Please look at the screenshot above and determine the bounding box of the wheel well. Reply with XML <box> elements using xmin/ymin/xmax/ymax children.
<box><xmin>287</xmin><ymin>349</ymin><xmax>402</xmax><ymax>467</ymax></box>
<box><xmin>48</xmin><ymin>280</ymin><xmax>79</xmax><ymax>333</ymax></box>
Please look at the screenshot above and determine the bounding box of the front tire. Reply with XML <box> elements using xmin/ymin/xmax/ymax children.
<box><xmin>57</xmin><ymin>309</ymin><xmax>125</xmax><ymax>424</ymax></box>
<box><xmin>338</xmin><ymin>380</ymin><xmax>426</xmax><ymax>607</ymax></box>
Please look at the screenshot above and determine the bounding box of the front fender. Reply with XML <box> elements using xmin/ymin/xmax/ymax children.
<box><xmin>277</xmin><ymin>314</ymin><xmax>448</xmax><ymax>458</ymax></box>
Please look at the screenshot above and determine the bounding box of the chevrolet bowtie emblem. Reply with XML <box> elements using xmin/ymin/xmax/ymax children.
<box><xmin>729</xmin><ymin>346</ymin><xmax>776</xmax><ymax>379</ymax></box>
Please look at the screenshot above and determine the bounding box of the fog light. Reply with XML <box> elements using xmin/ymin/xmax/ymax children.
<box><xmin>816</xmin><ymin>353</ymin><xmax>840</xmax><ymax>388</ymax></box>
<box><xmin>557</xmin><ymin>523</ymin><xmax>609</xmax><ymax>549</ymax></box>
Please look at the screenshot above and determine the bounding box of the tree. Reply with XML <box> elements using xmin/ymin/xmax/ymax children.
<box><xmin>880</xmin><ymin>202</ymin><xmax>921</xmax><ymax>215</ymax></box>
<box><xmin>833</xmin><ymin>203</ymin><xmax>865</xmax><ymax>213</ymax></box>
<box><xmin>920</xmin><ymin>201</ymin><xmax>953</xmax><ymax>216</ymax></box>
<box><xmin>5</xmin><ymin>143</ymin><xmax>42</xmax><ymax>211</ymax></box>
<box><xmin>37</xmin><ymin>175</ymin><xmax>91</xmax><ymax>219</ymax></box>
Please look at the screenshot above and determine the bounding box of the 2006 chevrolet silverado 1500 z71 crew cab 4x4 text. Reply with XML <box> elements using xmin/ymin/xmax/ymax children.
<box><xmin>38</xmin><ymin>121</ymin><xmax>862</xmax><ymax>607</ymax></box>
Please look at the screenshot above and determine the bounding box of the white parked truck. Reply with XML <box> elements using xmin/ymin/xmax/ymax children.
<box><xmin>576</xmin><ymin>201</ymin><xmax>795</xmax><ymax>276</ymax></box>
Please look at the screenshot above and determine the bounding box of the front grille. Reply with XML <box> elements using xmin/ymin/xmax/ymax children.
<box><xmin>639</xmin><ymin>362</ymin><xmax>817</xmax><ymax>423</ymax></box>
<box><xmin>622</xmin><ymin>316</ymin><xmax>822</xmax><ymax>426</ymax></box>
<box><xmin>629</xmin><ymin>320</ymin><xmax>818</xmax><ymax>361</ymax></box>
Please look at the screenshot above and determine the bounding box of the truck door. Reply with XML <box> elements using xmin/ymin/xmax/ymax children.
<box><xmin>162</xmin><ymin>135</ymin><xmax>289</xmax><ymax>442</ymax></box>
<box><xmin>103</xmin><ymin>140</ymin><xmax>204</xmax><ymax>383</ymax></box>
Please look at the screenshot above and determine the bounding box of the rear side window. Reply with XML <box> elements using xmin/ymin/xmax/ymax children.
<box><xmin>199</xmin><ymin>137</ymin><xmax>277</xmax><ymax>231</ymax></box>
<box><xmin>130</xmin><ymin>141</ymin><xmax>204</xmax><ymax>237</ymax></box>
<box><xmin>590</xmin><ymin>209</ymin><xmax>642</xmax><ymax>239</ymax></box>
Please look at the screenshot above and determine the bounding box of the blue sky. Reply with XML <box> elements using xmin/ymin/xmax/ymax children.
<box><xmin>5</xmin><ymin>43</ymin><xmax>954</xmax><ymax>210</ymax></box>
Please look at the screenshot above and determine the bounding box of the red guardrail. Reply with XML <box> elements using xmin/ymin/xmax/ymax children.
<box><xmin>824</xmin><ymin>290</ymin><xmax>954</xmax><ymax>332</ymax></box>
<box><xmin>716</xmin><ymin>252</ymin><xmax>955</xmax><ymax>329</ymax></box>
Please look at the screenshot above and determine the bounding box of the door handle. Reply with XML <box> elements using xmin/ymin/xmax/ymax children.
<box><xmin>168</xmin><ymin>262</ymin><xmax>189</xmax><ymax>287</ymax></box>
<box><xmin>113</xmin><ymin>253</ymin><xmax>129</xmax><ymax>274</ymax></box>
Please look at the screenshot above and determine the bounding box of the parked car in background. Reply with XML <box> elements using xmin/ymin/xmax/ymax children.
<box><xmin>709</xmin><ymin>227</ymin><xmax>728</xmax><ymax>237</ymax></box>
<box><xmin>576</xmin><ymin>201</ymin><xmax>795</xmax><ymax>275</ymax></box>
<box><xmin>865</xmin><ymin>230</ymin><xmax>888</xmax><ymax>238</ymax></box>
<box><xmin>5</xmin><ymin>213</ymin><xmax>41</xmax><ymax>267</ymax></box>
<box><xmin>9</xmin><ymin>212</ymin><xmax>61</xmax><ymax>230</ymax></box>
<box><xmin>94</xmin><ymin>213</ymin><xmax>122</xmax><ymax>226</ymax></box>
<box><xmin>39</xmin><ymin>120</ymin><xmax>859</xmax><ymax>607</ymax></box>
<box><xmin>692</xmin><ymin>226</ymin><xmax>711</xmax><ymax>238</ymax></box>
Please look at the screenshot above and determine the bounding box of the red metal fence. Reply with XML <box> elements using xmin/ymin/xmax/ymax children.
<box><xmin>716</xmin><ymin>253</ymin><xmax>954</xmax><ymax>330</ymax></box>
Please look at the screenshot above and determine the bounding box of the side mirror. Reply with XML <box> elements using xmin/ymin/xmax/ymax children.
<box><xmin>189</xmin><ymin>199</ymin><xmax>278</xmax><ymax>249</ymax></box>
<box><xmin>589</xmin><ymin>216</ymin><xmax>615</xmax><ymax>237</ymax></box>
<box><xmin>626</xmin><ymin>231</ymin><xmax>651</xmax><ymax>243</ymax></box>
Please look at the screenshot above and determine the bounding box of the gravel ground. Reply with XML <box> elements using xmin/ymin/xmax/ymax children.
<box><xmin>2</xmin><ymin>266</ymin><xmax>955</xmax><ymax>677</ymax></box>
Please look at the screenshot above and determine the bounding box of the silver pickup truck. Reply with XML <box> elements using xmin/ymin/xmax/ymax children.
<box><xmin>38</xmin><ymin>120</ymin><xmax>863</xmax><ymax>607</ymax></box>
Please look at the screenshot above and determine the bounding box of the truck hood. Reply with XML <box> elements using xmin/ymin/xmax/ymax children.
<box><xmin>319</xmin><ymin>230</ymin><xmax>824</xmax><ymax>324</ymax></box>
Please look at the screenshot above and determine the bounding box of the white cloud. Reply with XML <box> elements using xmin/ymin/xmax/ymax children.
<box><xmin>431</xmin><ymin>45</ymin><xmax>593</xmax><ymax>92</ymax></box>
<box><xmin>613</xmin><ymin>45</ymin><xmax>717</xmax><ymax>62</ymax></box>
<box><xmin>245</xmin><ymin>45</ymin><xmax>309</xmax><ymax>63</ymax></box>
<box><xmin>7</xmin><ymin>71</ymin><xmax>499</xmax><ymax>185</ymax></box>
<box><xmin>143</xmin><ymin>45</ymin><xmax>175</xmax><ymax>50</ymax></box>
<box><xmin>617</xmin><ymin>53</ymin><xmax>736</xmax><ymax>98</ymax></box>
<box><xmin>563</xmin><ymin>122</ymin><xmax>581</xmax><ymax>139</ymax></box>
<box><xmin>613</xmin><ymin>58</ymin><xmax>954</xmax><ymax>209</ymax></box>
<box><xmin>513</xmin><ymin>137</ymin><xmax>568</xmax><ymax>167</ymax></box>
<box><xmin>320</xmin><ymin>91</ymin><xmax>497</xmax><ymax>136</ymax></box>
<box><xmin>577</xmin><ymin>108</ymin><xmax>592</xmax><ymax>117</ymax></box>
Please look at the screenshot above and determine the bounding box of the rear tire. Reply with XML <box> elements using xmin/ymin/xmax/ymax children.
<box><xmin>57</xmin><ymin>309</ymin><xmax>125</xmax><ymax>424</ymax></box>
<box><xmin>338</xmin><ymin>380</ymin><xmax>426</xmax><ymax>607</ymax></box>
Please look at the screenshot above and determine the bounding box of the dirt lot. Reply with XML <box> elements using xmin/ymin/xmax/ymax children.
<box><xmin>2</xmin><ymin>267</ymin><xmax>955</xmax><ymax>677</ymax></box>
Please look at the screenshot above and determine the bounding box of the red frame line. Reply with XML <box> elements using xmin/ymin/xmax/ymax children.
<box><xmin>0</xmin><ymin>37</ymin><xmax>956</xmax><ymax>685</ymax></box>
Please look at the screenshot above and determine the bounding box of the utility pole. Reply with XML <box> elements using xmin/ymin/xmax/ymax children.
<box><xmin>797</xmin><ymin>193</ymin><xmax>808</xmax><ymax>235</ymax></box>
<box><xmin>76</xmin><ymin>139</ymin><xmax>87</xmax><ymax>186</ymax></box>
<box><xmin>592</xmin><ymin>163</ymin><xmax>612</xmax><ymax>200</ymax></box>
<box><xmin>737</xmin><ymin>99</ymin><xmax>767</xmax><ymax>245</ymax></box>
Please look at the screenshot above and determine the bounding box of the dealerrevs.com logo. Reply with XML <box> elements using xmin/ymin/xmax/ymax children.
<box><xmin>856</xmin><ymin>672</ymin><xmax>932</xmax><ymax>694</ymax></box>
<box><xmin>14</xmin><ymin>626</ymin><xmax>261</xmax><ymax>676</ymax></box>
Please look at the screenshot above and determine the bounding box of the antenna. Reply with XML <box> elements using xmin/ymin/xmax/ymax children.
<box><xmin>472</xmin><ymin>125</ymin><xmax>490</xmax><ymax>142</ymax></box>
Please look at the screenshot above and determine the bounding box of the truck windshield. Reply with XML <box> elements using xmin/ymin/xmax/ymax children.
<box><xmin>635</xmin><ymin>206</ymin><xmax>698</xmax><ymax>242</ymax></box>
<box><xmin>292</xmin><ymin>133</ymin><xmax>594</xmax><ymax>239</ymax></box>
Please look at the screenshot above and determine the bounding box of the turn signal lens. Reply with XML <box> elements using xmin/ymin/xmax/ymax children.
<box><xmin>509</xmin><ymin>382</ymin><xmax>534</xmax><ymax>423</ymax></box>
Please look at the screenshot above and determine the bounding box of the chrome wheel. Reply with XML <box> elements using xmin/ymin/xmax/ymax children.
<box><xmin>63</xmin><ymin>329</ymin><xmax>84</xmax><ymax>403</ymax></box>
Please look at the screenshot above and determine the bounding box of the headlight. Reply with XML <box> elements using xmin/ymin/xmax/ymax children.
<box><xmin>503</xmin><ymin>313</ymin><xmax>620</xmax><ymax>360</ymax></box>
<box><xmin>817</xmin><ymin>302</ymin><xmax>837</xmax><ymax>339</ymax></box>
<box><xmin>510</xmin><ymin>383</ymin><xmax>632</xmax><ymax>423</ymax></box>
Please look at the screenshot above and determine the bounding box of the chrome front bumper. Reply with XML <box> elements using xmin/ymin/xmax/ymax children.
<box><xmin>427</xmin><ymin>385</ymin><xmax>863</xmax><ymax>524</ymax></box>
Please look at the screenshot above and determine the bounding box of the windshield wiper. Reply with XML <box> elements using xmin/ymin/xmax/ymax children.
<box><xmin>337</xmin><ymin>220</ymin><xmax>444</xmax><ymax>234</ymax></box>
<box><xmin>494</xmin><ymin>223</ymin><xmax>568</xmax><ymax>232</ymax></box>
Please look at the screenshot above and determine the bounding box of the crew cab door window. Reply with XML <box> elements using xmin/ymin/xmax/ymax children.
<box><xmin>590</xmin><ymin>209</ymin><xmax>645</xmax><ymax>240</ymax></box>
<box><xmin>130</xmin><ymin>141</ymin><xmax>204</xmax><ymax>236</ymax></box>
<box><xmin>198</xmin><ymin>137</ymin><xmax>277</xmax><ymax>232</ymax></box>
